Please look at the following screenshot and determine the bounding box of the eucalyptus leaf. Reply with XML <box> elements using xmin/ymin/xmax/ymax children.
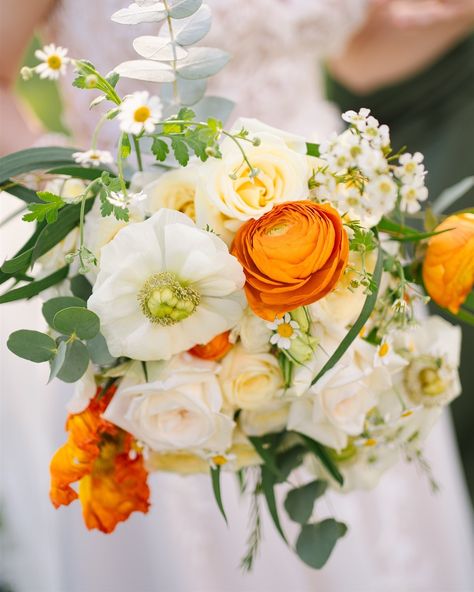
<box><xmin>114</xmin><ymin>60</ymin><xmax>175</xmax><ymax>83</ymax></box>
<box><xmin>7</xmin><ymin>330</ymin><xmax>56</xmax><ymax>363</ymax></box>
<box><xmin>162</xmin><ymin>4</ymin><xmax>211</xmax><ymax>45</ymax></box>
<box><xmin>87</xmin><ymin>332</ymin><xmax>116</xmax><ymax>365</ymax></box>
<box><xmin>168</xmin><ymin>0</ymin><xmax>202</xmax><ymax>19</ymax></box>
<box><xmin>48</xmin><ymin>340</ymin><xmax>67</xmax><ymax>383</ymax></box>
<box><xmin>57</xmin><ymin>340</ymin><xmax>90</xmax><ymax>383</ymax></box>
<box><xmin>53</xmin><ymin>307</ymin><xmax>100</xmax><ymax>340</ymax></box>
<box><xmin>284</xmin><ymin>480</ymin><xmax>328</xmax><ymax>525</ymax></box>
<box><xmin>133</xmin><ymin>36</ymin><xmax>187</xmax><ymax>61</ymax></box>
<box><xmin>70</xmin><ymin>275</ymin><xmax>93</xmax><ymax>300</ymax></box>
<box><xmin>42</xmin><ymin>296</ymin><xmax>86</xmax><ymax>328</ymax></box>
<box><xmin>192</xmin><ymin>96</ymin><xmax>234</xmax><ymax>125</ymax></box>
<box><xmin>177</xmin><ymin>47</ymin><xmax>230</xmax><ymax>80</ymax></box>
<box><xmin>161</xmin><ymin>77</ymin><xmax>207</xmax><ymax>106</ymax></box>
<box><xmin>111</xmin><ymin>2</ymin><xmax>166</xmax><ymax>24</ymax></box>
<box><xmin>296</xmin><ymin>519</ymin><xmax>348</xmax><ymax>569</ymax></box>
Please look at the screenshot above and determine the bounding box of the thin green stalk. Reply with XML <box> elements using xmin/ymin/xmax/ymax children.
<box><xmin>132</xmin><ymin>136</ymin><xmax>143</xmax><ymax>172</ymax></box>
<box><xmin>163</xmin><ymin>0</ymin><xmax>180</xmax><ymax>105</ymax></box>
<box><xmin>116</xmin><ymin>133</ymin><xmax>129</xmax><ymax>196</ymax></box>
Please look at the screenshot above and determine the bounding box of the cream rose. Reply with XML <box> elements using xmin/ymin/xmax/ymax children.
<box><xmin>231</xmin><ymin>307</ymin><xmax>272</xmax><ymax>353</ymax></box>
<box><xmin>219</xmin><ymin>344</ymin><xmax>284</xmax><ymax>410</ymax></box>
<box><xmin>195</xmin><ymin>118</ymin><xmax>311</xmax><ymax>244</ymax></box>
<box><xmin>143</xmin><ymin>165</ymin><xmax>198</xmax><ymax>220</ymax></box>
<box><xmin>103</xmin><ymin>354</ymin><xmax>234</xmax><ymax>453</ymax></box>
<box><xmin>239</xmin><ymin>400</ymin><xmax>290</xmax><ymax>436</ymax></box>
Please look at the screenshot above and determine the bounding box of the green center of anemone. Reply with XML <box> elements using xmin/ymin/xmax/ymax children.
<box><xmin>138</xmin><ymin>272</ymin><xmax>200</xmax><ymax>326</ymax></box>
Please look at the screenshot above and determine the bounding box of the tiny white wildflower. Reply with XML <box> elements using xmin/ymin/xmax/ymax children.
<box><xmin>118</xmin><ymin>91</ymin><xmax>163</xmax><ymax>135</ymax></box>
<box><xmin>397</xmin><ymin>152</ymin><xmax>425</xmax><ymax>184</ymax></box>
<box><xmin>342</xmin><ymin>108</ymin><xmax>371</xmax><ymax>132</ymax></box>
<box><xmin>108</xmin><ymin>190</ymin><xmax>147</xmax><ymax>208</ymax></box>
<box><xmin>266</xmin><ymin>313</ymin><xmax>301</xmax><ymax>350</ymax></box>
<box><xmin>400</xmin><ymin>183</ymin><xmax>429</xmax><ymax>214</ymax></box>
<box><xmin>73</xmin><ymin>149</ymin><xmax>114</xmax><ymax>167</ymax></box>
<box><xmin>34</xmin><ymin>44</ymin><xmax>69</xmax><ymax>80</ymax></box>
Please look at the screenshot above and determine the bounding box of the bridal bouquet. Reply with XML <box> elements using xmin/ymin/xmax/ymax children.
<box><xmin>2</xmin><ymin>0</ymin><xmax>473</xmax><ymax>570</ymax></box>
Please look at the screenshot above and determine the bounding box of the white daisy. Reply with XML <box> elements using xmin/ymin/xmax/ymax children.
<box><xmin>108</xmin><ymin>190</ymin><xmax>147</xmax><ymax>208</ymax></box>
<box><xmin>118</xmin><ymin>91</ymin><xmax>163</xmax><ymax>135</ymax></box>
<box><xmin>34</xmin><ymin>44</ymin><xmax>69</xmax><ymax>80</ymax></box>
<box><xmin>266</xmin><ymin>313</ymin><xmax>301</xmax><ymax>350</ymax></box>
<box><xmin>73</xmin><ymin>149</ymin><xmax>114</xmax><ymax>167</ymax></box>
<box><xmin>88</xmin><ymin>209</ymin><xmax>246</xmax><ymax>361</ymax></box>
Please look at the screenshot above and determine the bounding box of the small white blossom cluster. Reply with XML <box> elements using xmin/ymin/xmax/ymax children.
<box><xmin>396</xmin><ymin>152</ymin><xmax>428</xmax><ymax>213</ymax></box>
<box><xmin>316</xmin><ymin>109</ymin><xmax>397</xmax><ymax>227</ymax></box>
<box><xmin>21</xmin><ymin>44</ymin><xmax>70</xmax><ymax>81</ymax></box>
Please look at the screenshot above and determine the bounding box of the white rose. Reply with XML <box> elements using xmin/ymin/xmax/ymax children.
<box><xmin>195</xmin><ymin>118</ymin><xmax>311</xmax><ymax>244</ymax></box>
<box><xmin>103</xmin><ymin>354</ymin><xmax>234</xmax><ymax>453</ymax></box>
<box><xmin>231</xmin><ymin>307</ymin><xmax>272</xmax><ymax>353</ymax></box>
<box><xmin>142</xmin><ymin>165</ymin><xmax>199</xmax><ymax>220</ymax></box>
<box><xmin>239</xmin><ymin>400</ymin><xmax>290</xmax><ymax>436</ymax></box>
<box><xmin>219</xmin><ymin>344</ymin><xmax>284</xmax><ymax>410</ymax></box>
<box><xmin>67</xmin><ymin>363</ymin><xmax>96</xmax><ymax>414</ymax></box>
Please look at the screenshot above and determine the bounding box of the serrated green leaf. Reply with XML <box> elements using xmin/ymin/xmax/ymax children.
<box><xmin>151</xmin><ymin>138</ymin><xmax>170</xmax><ymax>162</ymax></box>
<box><xmin>42</xmin><ymin>296</ymin><xmax>86</xmax><ymax>328</ymax></box>
<box><xmin>22</xmin><ymin>192</ymin><xmax>66</xmax><ymax>224</ymax></box>
<box><xmin>177</xmin><ymin>107</ymin><xmax>195</xmax><ymax>121</ymax></box>
<box><xmin>57</xmin><ymin>340</ymin><xmax>90</xmax><ymax>383</ymax></box>
<box><xmin>7</xmin><ymin>330</ymin><xmax>56</xmax><ymax>363</ymax></box>
<box><xmin>296</xmin><ymin>519</ymin><xmax>348</xmax><ymax>569</ymax></box>
<box><xmin>171</xmin><ymin>137</ymin><xmax>190</xmax><ymax>166</ymax></box>
<box><xmin>210</xmin><ymin>466</ymin><xmax>227</xmax><ymax>524</ymax></box>
<box><xmin>48</xmin><ymin>340</ymin><xmax>67</xmax><ymax>383</ymax></box>
<box><xmin>284</xmin><ymin>480</ymin><xmax>328</xmax><ymax>525</ymax></box>
<box><xmin>0</xmin><ymin>265</ymin><xmax>69</xmax><ymax>303</ymax></box>
<box><xmin>53</xmin><ymin>306</ymin><xmax>100</xmax><ymax>340</ymax></box>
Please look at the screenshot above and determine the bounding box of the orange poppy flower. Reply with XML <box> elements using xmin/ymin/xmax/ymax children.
<box><xmin>189</xmin><ymin>330</ymin><xmax>233</xmax><ymax>361</ymax></box>
<box><xmin>423</xmin><ymin>212</ymin><xmax>474</xmax><ymax>314</ymax></box>
<box><xmin>50</xmin><ymin>387</ymin><xmax>150</xmax><ymax>533</ymax></box>
<box><xmin>231</xmin><ymin>201</ymin><xmax>349</xmax><ymax>320</ymax></box>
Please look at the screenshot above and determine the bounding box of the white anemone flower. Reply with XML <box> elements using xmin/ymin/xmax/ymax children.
<box><xmin>266</xmin><ymin>313</ymin><xmax>300</xmax><ymax>350</ymax></box>
<box><xmin>118</xmin><ymin>91</ymin><xmax>163</xmax><ymax>135</ymax></box>
<box><xmin>34</xmin><ymin>44</ymin><xmax>69</xmax><ymax>80</ymax></box>
<box><xmin>73</xmin><ymin>149</ymin><xmax>114</xmax><ymax>167</ymax></box>
<box><xmin>88</xmin><ymin>209</ymin><xmax>246</xmax><ymax>361</ymax></box>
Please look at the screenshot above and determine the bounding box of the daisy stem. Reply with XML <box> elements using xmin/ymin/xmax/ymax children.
<box><xmin>116</xmin><ymin>133</ymin><xmax>128</xmax><ymax>196</ymax></box>
<box><xmin>91</xmin><ymin>112</ymin><xmax>110</xmax><ymax>150</ymax></box>
<box><xmin>133</xmin><ymin>136</ymin><xmax>143</xmax><ymax>172</ymax></box>
<box><xmin>163</xmin><ymin>0</ymin><xmax>180</xmax><ymax>105</ymax></box>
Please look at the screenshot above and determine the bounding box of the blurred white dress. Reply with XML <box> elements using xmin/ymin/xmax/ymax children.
<box><xmin>1</xmin><ymin>1</ymin><xmax>473</xmax><ymax>591</ymax></box>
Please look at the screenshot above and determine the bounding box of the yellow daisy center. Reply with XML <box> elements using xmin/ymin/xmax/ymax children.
<box><xmin>212</xmin><ymin>455</ymin><xmax>228</xmax><ymax>466</ymax></box>
<box><xmin>378</xmin><ymin>342</ymin><xmax>390</xmax><ymax>357</ymax></box>
<box><xmin>47</xmin><ymin>55</ymin><xmax>62</xmax><ymax>70</ymax></box>
<box><xmin>134</xmin><ymin>106</ymin><xmax>151</xmax><ymax>123</ymax></box>
<box><xmin>277</xmin><ymin>323</ymin><xmax>294</xmax><ymax>338</ymax></box>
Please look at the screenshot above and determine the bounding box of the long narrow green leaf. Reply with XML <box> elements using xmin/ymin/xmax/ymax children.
<box><xmin>378</xmin><ymin>217</ymin><xmax>420</xmax><ymax>236</ymax></box>
<box><xmin>47</xmin><ymin>166</ymin><xmax>112</xmax><ymax>180</ymax></box>
<box><xmin>248</xmin><ymin>436</ymin><xmax>282</xmax><ymax>478</ymax></box>
<box><xmin>0</xmin><ymin>183</ymin><xmax>40</xmax><ymax>204</ymax></box>
<box><xmin>311</xmin><ymin>245</ymin><xmax>383</xmax><ymax>386</ymax></box>
<box><xmin>385</xmin><ymin>227</ymin><xmax>453</xmax><ymax>243</ymax></box>
<box><xmin>210</xmin><ymin>466</ymin><xmax>227</xmax><ymax>524</ymax></box>
<box><xmin>261</xmin><ymin>466</ymin><xmax>287</xmax><ymax>544</ymax></box>
<box><xmin>299</xmin><ymin>435</ymin><xmax>344</xmax><ymax>486</ymax></box>
<box><xmin>0</xmin><ymin>265</ymin><xmax>69</xmax><ymax>303</ymax></box>
<box><xmin>0</xmin><ymin>147</ymin><xmax>78</xmax><ymax>181</ymax></box>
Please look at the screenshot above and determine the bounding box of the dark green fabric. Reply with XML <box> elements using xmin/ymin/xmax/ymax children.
<box><xmin>326</xmin><ymin>34</ymin><xmax>474</xmax><ymax>502</ymax></box>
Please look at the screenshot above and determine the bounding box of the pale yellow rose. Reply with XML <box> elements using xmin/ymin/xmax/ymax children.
<box><xmin>143</xmin><ymin>166</ymin><xmax>198</xmax><ymax>220</ymax></box>
<box><xmin>146</xmin><ymin>451</ymin><xmax>209</xmax><ymax>474</ymax></box>
<box><xmin>219</xmin><ymin>344</ymin><xmax>284</xmax><ymax>410</ymax></box>
<box><xmin>239</xmin><ymin>400</ymin><xmax>290</xmax><ymax>437</ymax></box>
<box><xmin>195</xmin><ymin>118</ymin><xmax>311</xmax><ymax>244</ymax></box>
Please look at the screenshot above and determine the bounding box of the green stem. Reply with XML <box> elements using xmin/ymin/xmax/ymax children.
<box><xmin>163</xmin><ymin>0</ymin><xmax>180</xmax><ymax>105</ymax></box>
<box><xmin>132</xmin><ymin>136</ymin><xmax>143</xmax><ymax>172</ymax></box>
<box><xmin>91</xmin><ymin>112</ymin><xmax>110</xmax><ymax>150</ymax></box>
<box><xmin>116</xmin><ymin>133</ymin><xmax>129</xmax><ymax>196</ymax></box>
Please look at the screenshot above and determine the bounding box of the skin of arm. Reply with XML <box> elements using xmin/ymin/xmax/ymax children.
<box><xmin>328</xmin><ymin>0</ymin><xmax>474</xmax><ymax>94</ymax></box>
<box><xmin>0</xmin><ymin>0</ymin><xmax>57</xmax><ymax>155</ymax></box>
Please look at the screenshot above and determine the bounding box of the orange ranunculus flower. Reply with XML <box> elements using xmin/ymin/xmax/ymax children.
<box><xmin>189</xmin><ymin>330</ymin><xmax>233</xmax><ymax>360</ymax></box>
<box><xmin>50</xmin><ymin>387</ymin><xmax>150</xmax><ymax>533</ymax></box>
<box><xmin>422</xmin><ymin>212</ymin><xmax>474</xmax><ymax>314</ymax></box>
<box><xmin>231</xmin><ymin>201</ymin><xmax>349</xmax><ymax>320</ymax></box>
